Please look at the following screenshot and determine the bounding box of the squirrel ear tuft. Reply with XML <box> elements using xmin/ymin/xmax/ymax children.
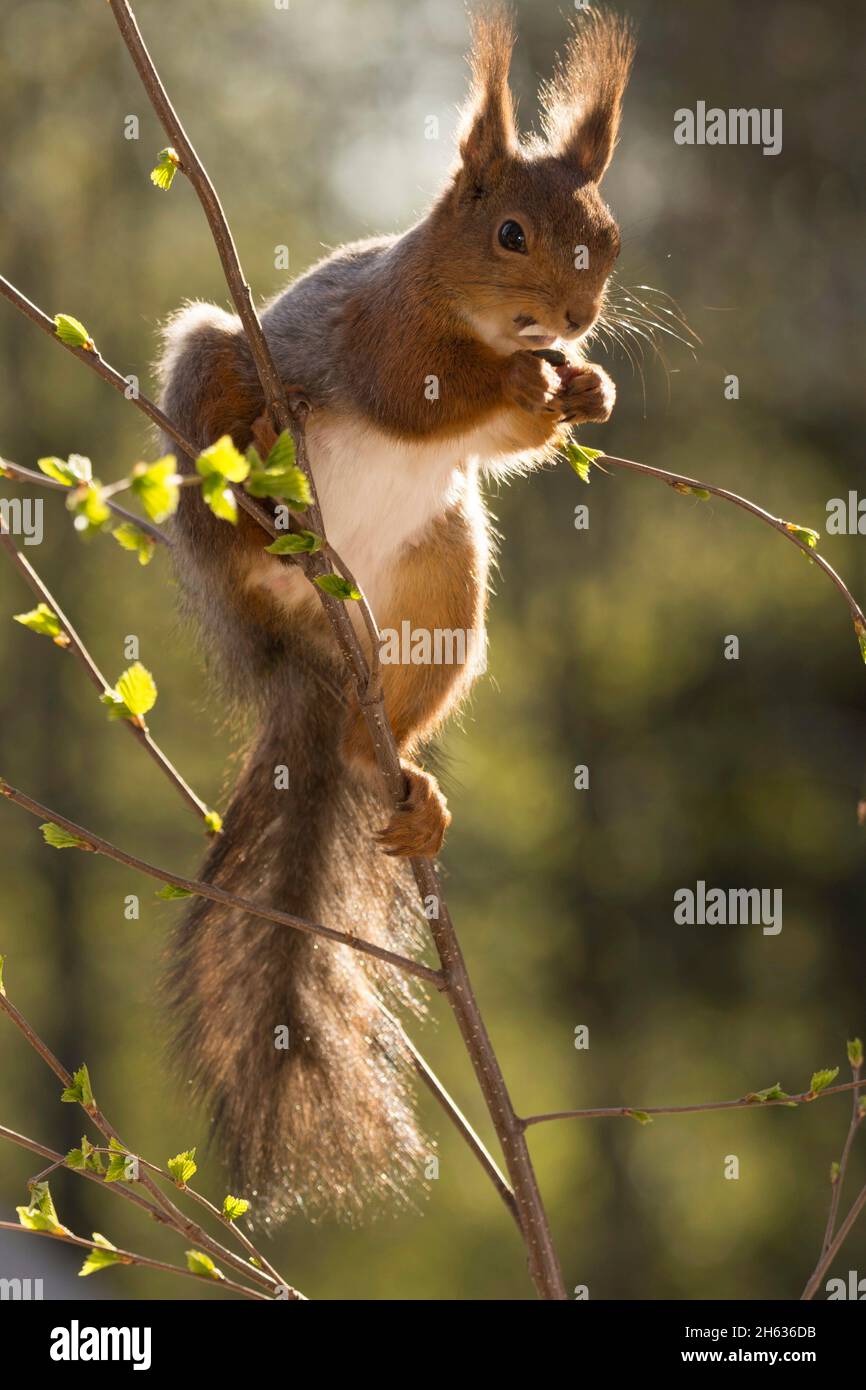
<box><xmin>456</xmin><ymin>6</ymin><xmax>518</xmax><ymax>182</ymax></box>
<box><xmin>539</xmin><ymin>9</ymin><xmax>635</xmax><ymax>182</ymax></box>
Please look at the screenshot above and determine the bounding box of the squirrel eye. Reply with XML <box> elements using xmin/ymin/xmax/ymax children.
<box><xmin>498</xmin><ymin>220</ymin><xmax>527</xmax><ymax>254</ymax></box>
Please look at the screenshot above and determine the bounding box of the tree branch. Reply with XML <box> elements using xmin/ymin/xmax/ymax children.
<box><xmin>0</xmin><ymin>1123</ymin><xmax>166</xmax><ymax>1224</ymax></box>
<box><xmin>801</xmin><ymin>1181</ymin><xmax>866</xmax><ymax>1301</ymax></box>
<box><xmin>0</xmin><ymin>273</ymin><xmax>194</xmax><ymax>462</ymax></box>
<box><xmin>0</xmin><ymin>529</ymin><xmax>210</xmax><ymax>822</ymax></box>
<box><xmin>597</xmin><ymin>452</ymin><xmax>866</xmax><ymax>633</ymax></box>
<box><xmin>0</xmin><ymin>990</ymin><xmax>304</xmax><ymax>1298</ymax></box>
<box><xmin>0</xmin><ymin>1222</ymin><xmax>273</xmax><ymax>1300</ymax></box>
<box><xmin>521</xmin><ymin>1077</ymin><xmax>866</xmax><ymax>1127</ymax></box>
<box><xmin>0</xmin><ymin>777</ymin><xmax>443</xmax><ymax>990</ymax></box>
<box><xmin>0</xmin><ymin>457</ymin><xmax>168</xmax><ymax>545</ymax></box>
<box><xmin>819</xmin><ymin>1060</ymin><xmax>864</xmax><ymax>1257</ymax></box>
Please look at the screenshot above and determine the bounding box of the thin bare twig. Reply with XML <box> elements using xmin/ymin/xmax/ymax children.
<box><xmin>0</xmin><ymin>529</ymin><xmax>210</xmax><ymax>821</ymax></box>
<box><xmin>802</xmin><ymin>1182</ymin><xmax>866</xmax><ymax>1301</ymax></box>
<box><xmin>597</xmin><ymin>452</ymin><xmax>866</xmax><ymax>631</ymax></box>
<box><xmin>820</xmin><ymin>1061</ymin><xmax>864</xmax><ymax>1256</ymax></box>
<box><xmin>0</xmin><ymin>777</ymin><xmax>443</xmax><ymax>990</ymax></box>
<box><xmin>0</xmin><ymin>273</ymin><xmax>194</xmax><ymax>462</ymax></box>
<box><xmin>521</xmin><ymin>1077</ymin><xmax>866</xmax><ymax>1127</ymax></box>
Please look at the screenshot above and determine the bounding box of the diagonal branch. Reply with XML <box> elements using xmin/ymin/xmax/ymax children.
<box><xmin>0</xmin><ymin>274</ymin><xmax>194</xmax><ymax>461</ymax></box>
<box><xmin>0</xmin><ymin>1123</ymin><xmax>165</xmax><ymax>1224</ymax></box>
<box><xmin>596</xmin><ymin>452</ymin><xmax>866</xmax><ymax>632</ymax></box>
<box><xmin>0</xmin><ymin>1222</ymin><xmax>272</xmax><ymax>1300</ymax></box>
<box><xmin>801</xmin><ymin>1182</ymin><xmax>866</xmax><ymax>1301</ymax></box>
<box><xmin>819</xmin><ymin>1058</ymin><xmax>864</xmax><ymax>1256</ymax></box>
<box><xmin>0</xmin><ymin>529</ymin><xmax>209</xmax><ymax>822</ymax></box>
<box><xmin>0</xmin><ymin>990</ymin><xmax>302</xmax><ymax>1297</ymax></box>
<box><xmin>0</xmin><ymin>777</ymin><xmax>443</xmax><ymax>990</ymax></box>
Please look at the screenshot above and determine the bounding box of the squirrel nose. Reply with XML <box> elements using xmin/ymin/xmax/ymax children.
<box><xmin>564</xmin><ymin>311</ymin><xmax>588</xmax><ymax>336</ymax></box>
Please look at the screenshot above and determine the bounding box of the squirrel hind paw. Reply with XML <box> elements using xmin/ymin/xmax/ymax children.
<box><xmin>375</xmin><ymin>764</ymin><xmax>451</xmax><ymax>858</ymax></box>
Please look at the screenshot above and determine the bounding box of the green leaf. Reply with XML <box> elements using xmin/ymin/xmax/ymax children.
<box><xmin>848</xmin><ymin>1038</ymin><xmax>864</xmax><ymax>1068</ymax></box>
<box><xmin>13</xmin><ymin>603</ymin><xmax>64</xmax><ymax>641</ymax></box>
<box><xmin>40</xmin><ymin>822</ymin><xmax>90</xmax><ymax>851</ymax></box>
<box><xmin>246</xmin><ymin>436</ymin><xmax>311</xmax><ymax>507</ymax></box>
<box><xmin>856</xmin><ymin>619</ymin><xmax>866</xmax><ymax>666</ymax></box>
<box><xmin>156</xmin><ymin>883</ymin><xmax>193</xmax><ymax>900</ymax></box>
<box><xmin>101</xmin><ymin>663</ymin><xmax>157</xmax><ymax>723</ymax></box>
<box><xmin>186</xmin><ymin>1249</ymin><xmax>225</xmax><ymax>1281</ymax></box>
<box><xmin>167</xmin><ymin>1148</ymin><xmax>197</xmax><ymax>1186</ymax></box>
<box><xmin>150</xmin><ymin>147</ymin><xmax>180</xmax><ymax>190</ymax></box>
<box><xmin>38</xmin><ymin>453</ymin><xmax>92</xmax><ymax>487</ymax></box>
<box><xmin>67</xmin><ymin>482</ymin><xmax>111</xmax><ymax>535</ymax></box>
<box><xmin>314</xmin><ymin>573</ymin><xmax>362</xmax><ymax>601</ymax></box>
<box><xmin>66</xmin><ymin>1136</ymin><xmax>105</xmax><ymax>1174</ymax></box>
<box><xmin>245</xmin><ymin>467</ymin><xmax>311</xmax><ymax>505</ymax></box>
<box><xmin>17</xmin><ymin>1181</ymin><xmax>67</xmax><ymax>1235</ymax></box>
<box><xmin>115</xmin><ymin>662</ymin><xmax>157</xmax><ymax>717</ymax></box>
<box><xmin>264</xmin><ymin>430</ymin><xmax>296</xmax><ymax>472</ymax></box>
<box><xmin>264</xmin><ymin>531</ymin><xmax>323</xmax><ymax>555</ymax></box>
<box><xmin>744</xmin><ymin>1082</ymin><xmax>796</xmax><ymax>1105</ymax></box>
<box><xmin>671</xmin><ymin>481</ymin><xmax>711</xmax><ymax>500</ymax></box>
<box><xmin>830</xmin><ymin>1161</ymin><xmax>841</xmax><ymax>1184</ymax></box>
<box><xmin>112</xmin><ymin>522</ymin><xmax>156</xmax><ymax>566</ymax></box>
<box><xmin>196</xmin><ymin>436</ymin><xmax>250</xmax><ymax>484</ymax></box>
<box><xmin>564</xmin><ymin>441</ymin><xmax>603</xmax><ymax>483</ymax></box>
<box><xmin>201</xmin><ymin>471</ymin><xmax>238</xmax><ymax>524</ymax></box>
<box><xmin>628</xmin><ymin>1110</ymin><xmax>653</xmax><ymax>1125</ymax></box>
<box><xmin>60</xmin><ymin>1063</ymin><xmax>94</xmax><ymax>1107</ymax></box>
<box><xmin>130</xmin><ymin>456</ymin><xmax>179</xmax><ymax>524</ymax></box>
<box><xmin>100</xmin><ymin>691</ymin><xmax>129</xmax><ymax>720</ymax></box>
<box><xmin>54</xmin><ymin>314</ymin><xmax>94</xmax><ymax>351</ymax></box>
<box><xmin>810</xmin><ymin>1067</ymin><xmax>840</xmax><ymax>1095</ymax></box>
<box><xmin>784</xmin><ymin>521</ymin><xmax>820</xmax><ymax>549</ymax></box>
<box><xmin>222</xmin><ymin>1195</ymin><xmax>251</xmax><ymax>1222</ymax></box>
<box><xmin>104</xmin><ymin>1137</ymin><xmax>131</xmax><ymax>1184</ymax></box>
<box><xmin>204</xmin><ymin>809</ymin><xmax>223</xmax><ymax>834</ymax></box>
<box><xmin>79</xmin><ymin>1235</ymin><xmax>121</xmax><ymax>1277</ymax></box>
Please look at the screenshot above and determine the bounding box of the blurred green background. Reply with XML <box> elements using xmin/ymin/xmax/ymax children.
<box><xmin>1</xmin><ymin>0</ymin><xmax>865</xmax><ymax>1301</ymax></box>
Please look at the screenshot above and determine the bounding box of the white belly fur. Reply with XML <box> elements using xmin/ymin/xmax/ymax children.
<box><xmin>245</xmin><ymin>410</ymin><xmax>525</xmax><ymax>621</ymax></box>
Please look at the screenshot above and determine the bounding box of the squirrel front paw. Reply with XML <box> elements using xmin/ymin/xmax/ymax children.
<box><xmin>375</xmin><ymin>764</ymin><xmax>451</xmax><ymax>858</ymax></box>
<box><xmin>502</xmin><ymin>351</ymin><xmax>559</xmax><ymax>416</ymax></box>
<box><xmin>554</xmin><ymin>363</ymin><xmax>616</xmax><ymax>424</ymax></box>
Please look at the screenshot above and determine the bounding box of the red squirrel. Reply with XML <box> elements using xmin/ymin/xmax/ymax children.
<box><xmin>158</xmin><ymin>8</ymin><xmax>633</xmax><ymax>1219</ymax></box>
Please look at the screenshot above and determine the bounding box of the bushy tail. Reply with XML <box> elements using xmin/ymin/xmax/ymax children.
<box><xmin>164</xmin><ymin>646</ymin><xmax>428</xmax><ymax>1222</ymax></box>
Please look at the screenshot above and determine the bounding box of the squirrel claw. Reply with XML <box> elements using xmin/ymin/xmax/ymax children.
<box><xmin>375</xmin><ymin>765</ymin><xmax>451</xmax><ymax>858</ymax></box>
<box><xmin>554</xmin><ymin>363</ymin><xmax>616</xmax><ymax>424</ymax></box>
<box><xmin>503</xmin><ymin>350</ymin><xmax>559</xmax><ymax>415</ymax></box>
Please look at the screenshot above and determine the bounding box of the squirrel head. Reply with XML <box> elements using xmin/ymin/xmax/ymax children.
<box><xmin>432</xmin><ymin>6</ymin><xmax>634</xmax><ymax>357</ymax></box>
